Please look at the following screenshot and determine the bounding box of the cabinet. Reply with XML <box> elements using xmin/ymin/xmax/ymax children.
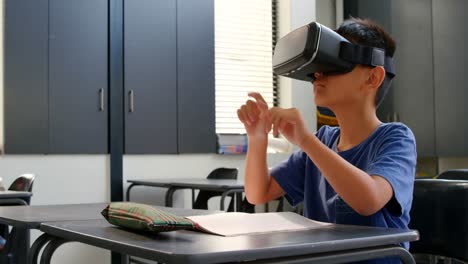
<box><xmin>346</xmin><ymin>0</ymin><xmax>467</xmax><ymax>157</ymax></box>
<box><xmin>4</xmin><ymin>0</ymin><xmax>49</xmax><ymax>153</ymax></box>
<box><xmin>48</xmin><ymin>0</ymin><xmax>108</xmax><ymax>153</ymax></box>
<box><xmin>124</xmin><ymin>0</ymin><xmax>178</xmax><ymax>154</ymax></box>
<box><xmin>4</xmin><ymin>0</ymin><xmax>108</xmax><ymax>154</ymax></box>
<box><xmin>124</xmin><ymin>0</ymin><xmax>215</xmax><ymax>154</ymax></box>
<box><xmin>4</xmin><ymin>0</ymin><xmax>215</xmax><ymax>154</ymax></box>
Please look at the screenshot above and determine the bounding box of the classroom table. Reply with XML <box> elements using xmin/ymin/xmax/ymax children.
<box><xmin>0</xmin><ymin>203</ymin><xmax>220</xmax><ymax>264</ymax></box>
<box><xmin>29</xmin><ymin>214</ymin><xmax>419</xmax><ymax>264</ymax></box>
<box><xmin>0</xmin><ymin>191</ymin><xmax>33</xmax><ymax>206</ymax></box>
<box><xmin>127</xmin><ymin>178</ymin><xmax>245</xmax><ymax>210</ymax></box>
<box><xmin>0</xmin><ymin>191</ymin><xmax>34</xmax><ymax>263</ymax></box>
<box><xmin>0</xmin><ymin>203</ymin><xmax>106</xmax><ymax>264</ymax></box>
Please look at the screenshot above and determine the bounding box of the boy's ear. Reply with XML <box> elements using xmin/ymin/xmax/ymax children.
<box><xmin>366</xmin><ymin>66</ymin><xmax>386</xmax><ymax>91</ymax></box>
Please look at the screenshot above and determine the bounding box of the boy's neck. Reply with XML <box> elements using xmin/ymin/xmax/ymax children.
<box><xmin>334</xmin><ymin>106</ymin><xmax>382</xmax><ymax>152</ymax></box>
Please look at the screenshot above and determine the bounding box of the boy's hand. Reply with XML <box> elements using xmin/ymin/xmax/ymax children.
<box><xmin>268</xmin><ymin>107</ymin><xmax>311</xmax><ymax>147</ymax></box>
<box><xmin>237</xmin><ymin>92</ymin><xmax>271</xmax><ymax>140</ymax></box>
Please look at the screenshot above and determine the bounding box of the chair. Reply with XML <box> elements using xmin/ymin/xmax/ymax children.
<box><xmin>437</xmin><ymin>169</ymin><xmax>468</xmax><ymax>181</ymax></box>
<box><xmin>409</xmin><ymin>179</ymin><xmax>468</xmax><ymax>264</ymax></box>
<box><xmin>192</xmin><ymin>168</ymin><xmax>254</xmax><ymax>212</ymax></box>
<box><xmin>8</xmin><ymin>174</ymin><xmax>35</xmax><ymax>205</ymax></box>
<box><xmin>0</xmin><ymin>174</ymin><xmax>35</xmax><ymax>258</ymax></box>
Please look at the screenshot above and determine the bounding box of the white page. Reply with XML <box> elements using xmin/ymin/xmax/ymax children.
<box><xmin>185</xmin><ymin>212</ymin><xmax>331</xmax><ymax>236</ymax></box>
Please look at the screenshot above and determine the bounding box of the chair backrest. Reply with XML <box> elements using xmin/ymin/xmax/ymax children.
<box><xmin>206</xmin><ymin>167</ymin><xmax>238</xmax><ymax>180</ymax></box>
<box><xmin>8</xmin><ymin>174</ymin><xmax>35</xmax><ymax>192</ymax></box>
<box><xmin>409</xmin><ymin>179</ymin><xmax>468</xmax><ymax>261</ymax></box>
<box><xmin>437</xmin><ymin>169</ymin><xmax>468</xmax><ymax>181</ymax></box>
<box><xmin>193</xmin><ymin>168</ymin><xmax>239</xmax><ymax>211</ymax></box>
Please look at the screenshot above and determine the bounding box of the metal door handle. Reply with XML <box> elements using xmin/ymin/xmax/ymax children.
<box><xmin>129</xmin><ymin>90</ymin><xmax>134</xmax><ymax>112</ymax></box>
<box><xmin>99</xmin><ymin>89</ymin><xmax>104</xmax><ymax>111</ymax></box>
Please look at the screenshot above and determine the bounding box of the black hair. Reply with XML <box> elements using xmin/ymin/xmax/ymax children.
<box><xmin>336</xmin><ymin>17</ymin><xmax>396</xmax><ymax>107</ymax></box>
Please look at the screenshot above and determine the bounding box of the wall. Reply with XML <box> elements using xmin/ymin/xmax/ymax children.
<box><xmin>288</xmin><ymin>0</ymin><xmax>317</xmax><ymax>136</ymax></box>
<box><xmin>314</xmin><ymin>0</ymin><xmax>468</xmax><ymax>177</ymax></box>
<box><xmin>0</xmin><ymin>1</ymin><xmax>316</xmax><ymax>263</ymax></box>
<box><xmin>2</xmin><ymin>1</ymin><xmax>466</xmax><ymax>262</ymax></box>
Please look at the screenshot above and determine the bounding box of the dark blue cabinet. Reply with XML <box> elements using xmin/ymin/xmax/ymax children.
<box><xmin>48</xmin><ymin>0</ymin><xmax>108</xmax><ymax>153</ymax></box>
<box><xmin>124</xmin><ymin>0</ymin><xmax>215</xmax><ymax>154</ymax></box>
<box><xmin>124</xmin><ymin>0</ymin><xmax>178</xmax><ymax>154</ymax></box>
<box><xmin>4</xmin><ymin>0</ymin><xmax>215</xmax><ymax>154</ymax></box>
<box><xmin>4</xmin><ymin>0</ymin><xmax>49</xmax><ymax>154</ymax></box>
<box><xmin>5</xmin><ymin>0</ymin><xmax>108</xmax><ymax>154</ymax></box>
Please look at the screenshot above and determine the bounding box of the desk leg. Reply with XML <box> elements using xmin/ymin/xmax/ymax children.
<box><xmin>16</xmin><ymin>227</ymin><xmax>30</xmax><ymax>264</ymax></box>
<box><xmin>3</xmin><ymin>226</ymin><xmax>30</xmax><ymax>264</ymax></box>
<box><xmin>28</xmin><ymin>233</ymin><xmax>53</xmax><ymax>264</ymax></box>
<box><xmin>247</xmin><ymin>245</ymin><xmax>415</xmax><ymax>264</ymax></box>
<box><xmin>112</xmin><ymin>252</ymin><xmax>128</xmax><ymax>264</ymax></box>
<box><xmin>191</xmin><ymin>189</ymin><xmax>195</xmax><ymax>208</ymax></box>
<box><xmin>39</xmin><ymin>236</ymin><xmax>68</xmax><ymax>264</ymax></box>
<box><xmin>165</xmin><ymin>187</ymin><xmax>178</xmax><ymax>207</ymax></box>
<box><xmin>220</xmin><ymin>189</ymin><xmax>244</xmax><ymax>211</ymax></box>
<box><xmin>126</xmin><ymin>183</ymin><xmax>137</xmax><ymax>201</ymax></box>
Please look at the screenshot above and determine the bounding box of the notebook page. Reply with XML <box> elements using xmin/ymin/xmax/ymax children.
<box><xmin>185</xmin><ymin>212</ymin><xmax>331</xmax><ymax>236</ymax></box>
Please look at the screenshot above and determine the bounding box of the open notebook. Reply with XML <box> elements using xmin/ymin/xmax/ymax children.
<box><xmin>102</xmin><ymin>203</ymin><xmax>331</xmax><ymax>237</ymax></box>
<box><xmin>186</xmin><ymin>212</ymin><xmax>331</xmax><ymax>236</ymax></box>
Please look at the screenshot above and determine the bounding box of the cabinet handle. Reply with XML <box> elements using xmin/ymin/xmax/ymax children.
<box><xmin>129</xmin><ymin>90</ymin><xmax>135</xmax><ymax>112</ymax></box>
<box><xmin>99</xmin><ymin>89</ymin><xmax>104</xmax><ymax>111</ymax></box>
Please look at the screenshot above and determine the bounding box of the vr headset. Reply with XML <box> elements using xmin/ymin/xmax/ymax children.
<box><xmin>272</xmin><ymin>22</ymin><xmax>396</xmax><ymax>82</ymax></box>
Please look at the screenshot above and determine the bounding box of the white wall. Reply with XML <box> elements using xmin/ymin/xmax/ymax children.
<box><xmin>284</xmin><ymin>0</ymin><xmax>317</xmax><ymax>136</ymax></box>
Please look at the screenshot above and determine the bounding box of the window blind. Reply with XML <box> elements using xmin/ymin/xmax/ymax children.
<box><xmin>215</xmin><ymin>0</ymin><xmax>278</xmax><ymax>134</ymax></box>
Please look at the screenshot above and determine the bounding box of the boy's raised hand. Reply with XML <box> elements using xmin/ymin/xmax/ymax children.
<box><xmin>269</xmin><ymin>107</ymin><xmax>310</xmax><ymax>147</ymax></box>
<box><xmin>237</xmin><ymin>92</ymin><xmax>270</xmax><ymax>140</ymax></box>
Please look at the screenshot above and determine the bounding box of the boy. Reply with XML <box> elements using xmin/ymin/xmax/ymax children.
<box><xmin>237</xmin><ymin>18</ymin><xmax>417</xmax><ymax>264</ymax></box>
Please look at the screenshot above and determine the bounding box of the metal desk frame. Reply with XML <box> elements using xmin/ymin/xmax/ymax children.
<box><xmin>126</xmin><ymin>179</ymin><xmax>245</xmax><ymax>211</ymax></box>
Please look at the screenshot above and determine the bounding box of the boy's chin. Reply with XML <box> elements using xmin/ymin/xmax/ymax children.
<box><xmin>314</xmin><ymin>99</ymin><xmax>329</xmax><ymax>108</ymax></box>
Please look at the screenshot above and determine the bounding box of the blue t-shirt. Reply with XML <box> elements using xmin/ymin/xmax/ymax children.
<box><xmin>271</xmin><ymin>122</ymin><xmax>417</xmax><ymax>264</ymax></box>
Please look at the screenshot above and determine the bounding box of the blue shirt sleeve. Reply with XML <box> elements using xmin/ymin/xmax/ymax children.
<box><xmin>366</xmin><ymin>123</ymin><xmax>417</xmax><ymax>217</ymax></box>
<box><xmin>270</xmin><ymin>150</ymin><xmax>307</xmax><ymax>206</ymax></box>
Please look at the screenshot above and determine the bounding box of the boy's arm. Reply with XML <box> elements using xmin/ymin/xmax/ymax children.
<box><xmin>267</xmin><ymin>107</ymin><xmax>394</xmax><ymax>216</ymax></box>
<box><xmin>299</xmin><ymin>134</ymin><xmax>393</xmax><ymax>216</ymax></box>
<box><xmin>238</xmin><ymin>92</ymin><xmax>285</xmax><ymax>205</ymax></box>
<box><xmin>244</xmin><ymin>139</ymin><xmax>285</xmax><ymax>204</ymax></box>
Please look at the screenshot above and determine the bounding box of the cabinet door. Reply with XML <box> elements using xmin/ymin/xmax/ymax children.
<box><xmin>48</xmin><ymin>0</ymin><xmax>108</xmax><ymax>153</ymax></box>
<box><xmin>177</xmin><ymin>0</ymin><xmax>216</xmax><ymax>153</ymax></box>
<box><xmin>391</xmin><ymin>0</ymin><xmax>435</xmax><ymax>157</ymax></box>
<box><xmin>4</xmin><ymin>0</ymin><xmax>49</xmax><ymax>153</ymax></box>
<box><xmin>433</xmin><ymin>0</ymin><xmax>468</xmax><ymax>156</ymax></box>
<box><xmin>124</xmin><ymin>0</ymin><xmax>177</xmax><ymax>154</ymax></box>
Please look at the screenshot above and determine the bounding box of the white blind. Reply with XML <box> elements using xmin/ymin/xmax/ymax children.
<box><xmin>215</xmin><ymin>0</ymin><xmax>274</xmax><ymax>134</ymax></box>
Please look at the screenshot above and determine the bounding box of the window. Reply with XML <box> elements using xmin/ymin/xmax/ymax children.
<box><xmin>215</xmin><ymin>0</ymin><xmax>278</xmax><ymax>134</ymax></box>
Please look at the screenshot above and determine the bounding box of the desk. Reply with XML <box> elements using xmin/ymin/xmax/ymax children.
<box><xmin>0</xmin><ymin>203</ymin><xmax>220</xmax><ymax>264</ymax></box>
<box><xmin>0</xmin><ymin>191</ymin><xmax>34</xmax><ymax>263</ymax></box>
<box><xmin>30</xmin><ymin>213</ymin><xmax>419</xmax><ymax>264</ymax></box>
<box><xmin>127</xmin><ymin>178</ymin><xmax>244</xmax><ymax>210</ymax></box>
<box><xmin>0</xmin><ymin>203</ymin><xmax>106</xmax><ymax>264</ymax></box>
<box><xmin>0</xmin><ymin>191</ymin><xmax>32</xmax><ymax>206</ymax></box>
